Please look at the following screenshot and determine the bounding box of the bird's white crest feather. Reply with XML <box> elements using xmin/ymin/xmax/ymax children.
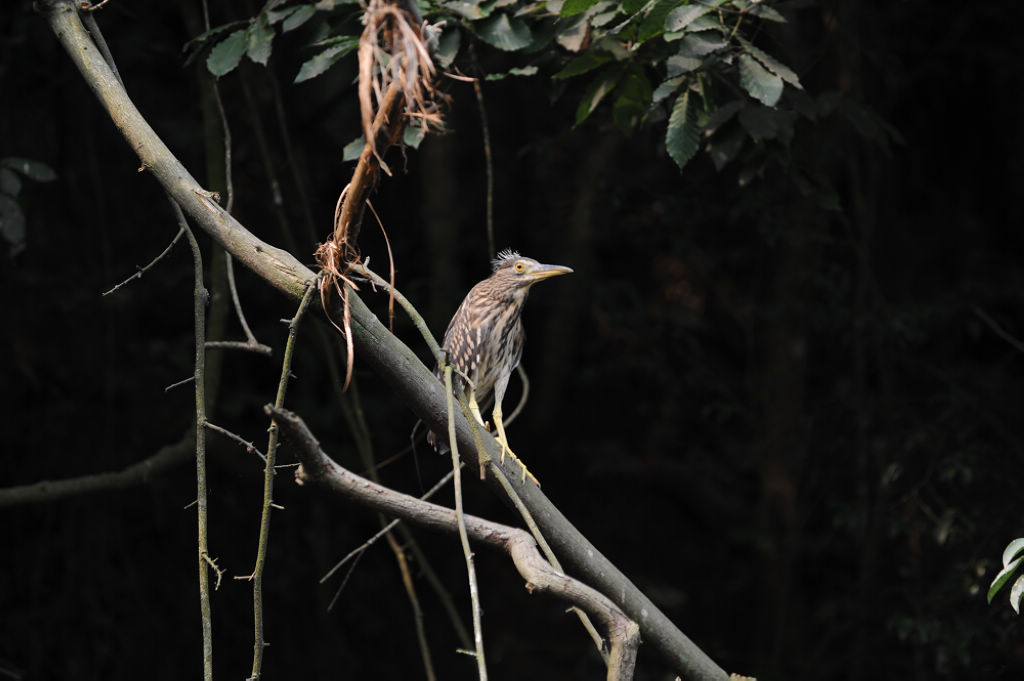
<box><xmin>491</xmin><ymin>249</ymin><xmax>521</xmax><ymax>272</ymax></box>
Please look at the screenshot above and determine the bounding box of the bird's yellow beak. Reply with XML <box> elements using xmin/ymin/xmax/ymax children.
<box><xmin>525</xmin><ymin>263</ymin><xmax>574</xmax><ymax>282</ymax></box>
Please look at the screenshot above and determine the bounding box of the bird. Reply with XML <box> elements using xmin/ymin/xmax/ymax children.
<box><xmin>428</xmin><ymin>249</ymin><xmax>573</xmax><ymax>484</ymax></box>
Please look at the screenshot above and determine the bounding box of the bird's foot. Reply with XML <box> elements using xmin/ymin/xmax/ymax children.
<box><xmin>497</xmin><ymin>441</ymin><xmax>540</xmax><ymax>486</ymax></box>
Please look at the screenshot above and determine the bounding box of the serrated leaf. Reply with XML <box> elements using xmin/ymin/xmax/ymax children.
<box><xmin>435</xmin><ymin>27</ymin><xmax>461</xmax><ymax>68</ymax></box>
<box><xmin>2</xmin><ymin>157</ymin><xmax>57</xmax><ymax>182</ymax></box>
<box><xmin>652</xmin><ymin>74</ymin><xmax>686</xmax><ymax>104</ymax></box>
<box><xmin>182</xmin><ymin>20</ymin><xmax>248</xmax><ymax>54</ymax></box>
<box><xmin>476</xmin><ymin>13</ymin><xmax>532</xmax><ymax>51</ymax></box>
<box><xmin>1011</xmin><ymin>575</ymin><xmax>1024</xmax><ymax>614</ymax></box>
<box><xmin>445</xmin><ymin>1</ymin><xmax>490</xmax><ymax>20</ymax></box>
<box><xmin>266</xmin><ymin>6</ymin><xmax>297</xmax><ymax>24</ymax></box>
<box><xmin>678</xmin><ymin>34</ymin><xmax>725</xmax><ymax>57</ymax></box>
<box><xmin>749</xmin><ymin>4</ymin><xmax>786</xmax><ymax>22</ymax></box>
<box><xmin>665</xmin><ymin>0</ymin><xmax>725</xmax><ymax>32</ymax></box>
<box><xmin>484</xmin><ymin>65</ymin><xmax>540</xmax><ymax>80</ymax></box>
<box><xmin>666</xmin><ymin>89</ymin><xmax>700</xmax><ymax>170</ymax></box>
<box><xmin>294</xmin><ymin>41</ymin><xmax>357</xmax><ymax>82</ymax></box>
<box><xmin>738</xmin><ymin>53</ymin><xmax>782</xmax><ymax>106</ymax></box>
<box><xmin>575</xmin><ymin>66</ymin><xmax>625</xmax><ymax>124</ymax></box>
<box><xmin>667</xmin><ymin>54</ymin><xmax>701</xmax><ymax>77</ymax></box>
<box><xmin>704</xmin><ymin>99</ymin><xmax>744</xmax><ymax>133</ymax></box>
<box><xmin>283</xmin><ymin>5</ymin><xmax>316</xmax><ymax>31</ymax></box>
<box><xmin>247</xmin><ymin>17</ymin><xmax>275</xmax><ymax>65</ymax></box>
<box><xmin>1003</xmin><ymin>539</ymin><xmax>1024</xmax><ymax>567</ymax></box>
<box><xmin>554</xmin><ymin>52</ymin><xmax>613</xmax><ymax>79</ymax></box>
<box><xmin>739</xmin><ymin>37</ymin><xmax>801</xmax><ymax>89</ymax></box>
<box><xmin>561</xmin><ymin>0</ymin><xmax>601</xmax><ymax>17</ymax></box>
<box><xmin>556</xmin><ymin>17</ymin><xmax>588</xmax><ymax>52</ymax></box>
<box><xmin>988</xmin><ymin>556</ymin><xmax>1023</xmax><ymax>604</ymax></box>
<box><xmin>207</xmin><ymin>29</ymin><xmax>248</xmax><ymax>76</ymax></box>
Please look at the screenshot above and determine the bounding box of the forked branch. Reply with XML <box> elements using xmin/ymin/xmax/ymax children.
<box><xmin>272</xmin><ymin>405</ymin><xmax>640</xmax><ymax>681</ymax></box>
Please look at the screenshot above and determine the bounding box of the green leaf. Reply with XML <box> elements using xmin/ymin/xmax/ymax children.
<box><xmin>651</xmin><ymin>74</ymin><xmax>686</xmax><ymax>104</ymax></box>
<box><xmin>403</xmin><ymin>125</ymin><xmax>426</xmax><ymax>149</ymax></box>
<box><xmin>738</xmin><ymin>53</ymin><xmax>782</xmax><ymax>106</ymax></box>
<box><xmin>678</xmin><ymin>34</ymin><xmax>725</xmax><ymax>57</ymax></box>
<box><xmin>207</xmin><ymin>29</ymin><xmax>248</xmax><ymax>76</ymax></box>
<box><xmin>665</xmin><ymin>0</ymin><xmax>725</xmax><ymax>32</ymax></box>
<box><xmin>556</xmin><ymin>16</ymin><xmax>588</xmax><ymax>52</ymax></box>
<box><xmin>294</xmin><ymin>41</ymin><xmax>358</xmax><ymax>82</ymax></box>
<box><xmin>553</xmin><ymin>52</ymin><xmax>613</xmax><ymax>79</ymax></box>
<box><xmin>1002</xmin><ymin>539</ymin><xmax>1024</xmax><ymax>567</ymax></box>
<box><xmin>0</xmin><ymin>194</ymin><xmax>26</xmax><ymax>245</ymax></box>
<box><xmin>739</xmin><ymin>38</ymin><xmax>801</xmax><ymax>89</ymax></box>
<box><xmin>749</xmin><ymin>4</ymin><xmax>786</xmax><ymax>22</ymax></box>
<box><xmin>666</xmin><ymin>89</ymin><xmax>700</xmax><ymax>170</ymax></box>
<box><xmin>561</xmin><ymin>0</ymin><xmax>601</xmax><ymax>17</ymax></box>
<box><xmin>707</xmin><ymin>124</ymin><xmax>744</xmax><ymax>171</ymax></box>
<box><xmin>636</xmin><ymin>0</ymin><xmax>680</xmax><ymax>42</ymax></box>
<box><xmin>266</xmin><ymin>6</ymin><xmax>296</xmax><ymax>24</ymax></box>
<box><xmin>182</xmin><ymin>20</ymin><xmax>248</xmax><ymax>54</ymax></box>
<box><xmin>283</xmin><ymin>5</ymin><xmax>316</xmax><ymax>31</ymax></box>
<box><xmin>476</xmin><ymin>13</ymin><xmax>533</xmax><ymax>51</ymax></box>
<box><xmin>444</xmin><ymin>1</ymin><xmax>491</xmax><ymax>20</ymax></box>
<box><xmin>247</xmin><ymin>17</ymin><xmax>275</xmax><ymax>66</ymax></box>
<box><xmin>2</xmin><ymin>157</ymin><xmax>57</xmax><ymax>182</ymax></box>
<box><xmin>1012</xmin><ymin>575</ymin><xmax>1024</xmax><ymax>614</ymax></box>
<box><xmin>988</xmin><ymin>556</ymin><xmax>1024</xmax><ymax>604</ymax></box>
<box><xmin>667</xmin><ymin>54</ymin><xmax>701</xmax><ymax>76</ymax></box>
<box><xmin>435</xmin><ymin>27</ymin><xmax>461</xmax><ymax>69</ymax></box>
<box><xmin>484</xmin><ymin>65</ymin><xmax>540</xmax><ymax>80</ymax></box>
<box><xmin>0</xmin><ymin>168</ymin><xmax>22</xmax><ymax>196</ymax></box>
<box><xmin>738</xmin><ymin>105</ymin><xmax>796</xmax><ymax>142</ymax></box>
<box><xmin>574</xmin><ymin>65</ymin><xmax>626</xmax><ymax>124</ymax></box>
<box><xmin>342</xmin><ymin>136</ymin><xmax>365</xmax><ymax>162</ymax></box>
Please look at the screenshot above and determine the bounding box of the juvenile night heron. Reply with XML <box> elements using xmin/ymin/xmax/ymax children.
<box><xmin>428</xmin><ymin>249</ymin><xmax>573</xmax><ymax>483</ymax></box>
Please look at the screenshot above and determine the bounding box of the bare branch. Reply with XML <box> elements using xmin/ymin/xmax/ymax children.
<box><xmin>272</xmin><ymin>405</ymin><xmax>641</xmax><ymax>681</ymax></box>
<box><xmin>0</xmin><ymin>429</ymin><xmax>192</xmax><ymax>507</ymax></box>
<box><xmin>40</xmin><ymin>3</ymin><xmax>729</xmax><ymax>677</ymax></box>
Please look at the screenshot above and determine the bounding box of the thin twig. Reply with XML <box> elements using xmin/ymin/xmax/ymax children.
<box><xmin>445</xmin><ymin>365</ymin><xmax>488</xmax><ymax>679</ymax></box>
<box><xmin>472</xmin><ymin>79</ymin><xmax>495</xmax><ymax>258</ymax></box>
<box><xmin>276</xmin><ymin>405</ymin><xmax>642</xmax><ymax>681</ymax></box>
<box><xmin>321</xmin><ymin>466</ymin><xmax>459</xmax><ymax>582</ymax></box>
<box><xmin>974</xmin><ymin>306</ymin><xmax>1024</xmax><ymax>354</ymax></box>
<box><xmin>247</xmin><ymin>281</ymin><xmax>316</xmax><ymax>681</ymax></box>
<box><xmin>204</xmin><ymin>340</ymin><xmax>273</xmax><ymax>355</ymax></box>
<box><xmin>173</xmin><ymin>196</ymin><xmax>215</xmax><ymax>681</ymax></box>
<box><xmin>204</xmin><ymin>421</ymin><xmax>267</xmax><ymax>463</ymax></box>
<box><xmin>102</xmin><ymin>227</ymin><xmax>184</xmax><ymax>296</ymax></box>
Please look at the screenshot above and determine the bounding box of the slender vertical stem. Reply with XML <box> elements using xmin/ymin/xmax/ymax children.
<box><xmin>445</xmin><ymin>365</ymin><xmax>487</xmax><ymax>680</ymax></box>
<box><xmin>174</xmin><ymin>197</ymin><xmax>214</xmax><ymax>681</ymax></box>
<box><xmin>472</xmin><ymin>80</ymin><xmax>495</xmax><ymax>258</ymax></box>
<box><xmin>248</xmin><ymin>282</ymin><xmax>316</xmax><ymax>681</ymax></box>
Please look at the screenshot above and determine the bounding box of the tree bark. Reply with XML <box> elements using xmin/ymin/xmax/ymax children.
<box><xmin>39</xmin><ymin>3</ymin><xmax>730</xmax><ymax>679</ymax></box>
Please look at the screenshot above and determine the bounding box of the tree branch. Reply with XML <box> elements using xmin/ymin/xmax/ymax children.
<box><xmin>272</xmin><ymin>405</ymin><xmax>640</xmax><ymax>681</ymax></box>
<box><xmin>39</xmin><ymin>3</ymin><xmax>729</xmax><ymax>678</ymax></box>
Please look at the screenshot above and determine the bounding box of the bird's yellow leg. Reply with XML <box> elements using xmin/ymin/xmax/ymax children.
<box><xmin>492</xmin><ymin>402</ymin><xmax>539</xmax><ymax>486</ymax></box>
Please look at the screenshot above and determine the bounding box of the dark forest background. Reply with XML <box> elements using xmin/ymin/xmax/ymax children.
<box><xmin>3</xmin><ymin>1</ymin><xmax>1024</xmax><ymax>679</ymax></box>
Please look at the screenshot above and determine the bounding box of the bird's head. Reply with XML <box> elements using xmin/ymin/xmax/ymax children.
<box><xmin>489</xmin><ymin>249</ymin><xmax>573</xmax><ymax>291</ymax></box>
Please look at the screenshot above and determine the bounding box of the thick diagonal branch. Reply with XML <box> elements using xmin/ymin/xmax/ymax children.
<box><xmin>39</xmin><ymin>3</ymin><xmax>729</xmax><ymax>679</ymax></box>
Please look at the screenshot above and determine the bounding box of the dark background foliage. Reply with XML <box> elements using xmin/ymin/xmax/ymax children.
<box><xmin>3</xmin><ymin>1</ymin><xmax>1024</xmax><ymax>679</ymax></box>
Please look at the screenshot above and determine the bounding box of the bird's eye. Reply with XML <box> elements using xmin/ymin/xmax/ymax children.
<box><xmin>514</xmin><ymin>262</ymin><xmax>526</xmax><ymax>273</ymax></box>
